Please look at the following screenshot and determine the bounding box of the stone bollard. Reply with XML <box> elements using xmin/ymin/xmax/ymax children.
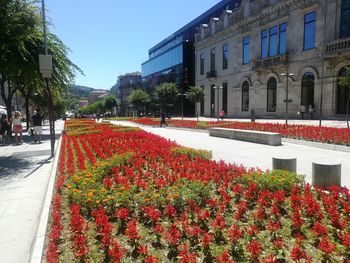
<box><xmin>312</xmin><ymin>162</ymin><xmax>341</xmax><ymax>188</ymax></box>
<box><xmin>272</xmin><ymin>157</ymin><xmax>297</xmax><ymax>172</ymax></box>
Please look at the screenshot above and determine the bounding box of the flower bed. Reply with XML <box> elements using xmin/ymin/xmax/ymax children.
<box><xmin>127</xmin><ymin>118</ymin><xmax>350</xmax><ymax>146</ymax></box>
<box><xmin>46</xmin><ymin>120</ymin><xmax>350</xmax><ymax>262</ymax></box>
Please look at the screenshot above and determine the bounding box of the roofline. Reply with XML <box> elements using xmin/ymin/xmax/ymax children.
<box><xmin>149</xmin><ymin>0</ymin><xmax>238</xmax><ymax>53</ymax></box>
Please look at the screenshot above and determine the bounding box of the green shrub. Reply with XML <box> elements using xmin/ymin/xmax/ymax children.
<box><xmin>235</xmin><ymin>169</ymin><xmax>304</xmax><ymax>192</ymax></box>
<box><xmin>170</xmin><ymin>146</ymin><xmax>212</xmax><ymax>160</ymax></box>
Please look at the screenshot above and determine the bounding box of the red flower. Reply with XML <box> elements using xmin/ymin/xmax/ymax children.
<box><xmin>201</xmin><ymin>232</ymin><xmax>214</xmax><ymax>248</ymax></box>
<box><xmin>247</xmin><ymin>239</ymin><xmax>262</xmax><ymax>259</ymax></box>
<box><xmin>311</xmin><ymin>223</ymin><xmax>328</xmax><ymax>236</ymax></box>
<box><xmin>108</xmin><ymin>242</ymin><xmax>124</xmax><ymax>262</ymax></box>
<box><xmin>138</xmin><ymin>245</ymin><xmax>148</xmax><ymax>255</ymax></box>
<box><xmin>145</xmin><ymin>255</ymin><xmax>159</xmax><ymax>263</ymax></box>
<box><xmin>125</xmin><ymin>219</ymin><xmax>140</xmax><ymax>240</ymax></box>
<box><xmin>290</xmin><ymin>244</ymin><xmax>308</xmax><ymax>261</ymax></box>
<box><xmin>115</xmin><ymin>207</ymin><xmax>129</xmax><ymax>220</ymax></box>
<box><xmin>318</xmin><ymin>237</ymin><xmax>336</xmax><ymax>254</ymax></box>
<box><xmin>215</xmin><ymin>249</ymin><xmax>236</xmax><ymax>263</ymax></box>
<box><xmin>228</xmin><ymin>224</ymin><xmax>242</xmax><ymax>243</ymax></box>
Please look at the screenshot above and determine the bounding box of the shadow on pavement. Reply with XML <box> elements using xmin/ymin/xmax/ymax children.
<box><xmin>0</xmin><ymin>149</ymin><xmax>52</xmax><ymax>183</ymax></box>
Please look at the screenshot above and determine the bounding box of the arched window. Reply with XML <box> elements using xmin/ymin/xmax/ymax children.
<box><xmin>301</xmin><ymin>72</ymin><xmax>315</xmax><ymax>108</ymax></box>
<box><xmin>242</xmin><ymin>81</ymin><xmax>249</xmax><ymax>111</ymax></box>
<box><xmin>337</xmin><ymin>67</ymin><xmax>350</xmax><ymax>114</ymax></box>
<box><xmin>267</xmin><ymin>77</ymin><xmax>277</xmax><ymax>112</ymax></box>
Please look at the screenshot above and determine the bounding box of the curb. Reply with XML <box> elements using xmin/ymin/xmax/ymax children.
<box><xmin>28</xmin><ymin>135</ymin><xmax>63</xmax><ymax>263</ymax></box>
<box><xmin>282</xmin><ymin>138</ymin><xmax>350</xmax><ymax>153</ymax></box>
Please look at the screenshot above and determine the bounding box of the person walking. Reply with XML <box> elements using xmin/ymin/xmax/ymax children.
<box><xmin>0</xmin><ymin>114</ymin><xmax>10</xmax><ymax>145</ymax></box>
<box><xmin>299</xmin><ymin>105</ymin><xmax>306</xmax><ymax>119</ymax></box>
<box><xmin>308</xmin><ymin>104</ymin><xmax>314</xmax><ymax>119</ymax></box>
<box><xmin>31</xmin><ymin>109</ymin><xmax>43</xmax><ymax>143</ymax></box>
<box><xmin>12</xmin><ymin>111</ymin><xmax>23</xmax><ymax>145</ymax></box>
<box><xmin>219</xmin><ymin>109</ymin><xmax>225</xmax><ymax>121</ymax></box>
<box><xmin>160</xmin><ymin>110</ymin><xmax>168</xmax><ymax>127</ymax></box>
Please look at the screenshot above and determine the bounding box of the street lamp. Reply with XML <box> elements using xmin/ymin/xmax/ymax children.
<box><xmin>177</xmin><ymin>93</ymin><xmax>184</xmax><ymax>120</ymax></box>
<box><xmin>213</xmin><ymin>86</ymin><xmax>223</xmax><ymax>121</ymax></box>
<box><xmin>280</xmin><ymin>71</ymin><xmax>294</xmax><ymax>125</ymax></box>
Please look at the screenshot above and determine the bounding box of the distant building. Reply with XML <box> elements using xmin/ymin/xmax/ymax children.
<box><xmin>88</xmin><ymin>90</ymin><xmax>108</xmax><ymax>104</ymax></box>
<box><xmin>141</xmin><ymin>0</ymin><xmax>241</xmax><ymax>116</ymax></box>
<box><xmin>195</xmin><ymin>0</ymin><xmax>350</xmax><ymax>119</ymax></box>
<box><xmin>116</xmin><ymin>72</ymin><xmax>142</xmax><ymax>116</ymax></box>
<box><xmin>77</xmin><ymin>99</ymin><xmax>88</xmax><ymax>109</ymax></box>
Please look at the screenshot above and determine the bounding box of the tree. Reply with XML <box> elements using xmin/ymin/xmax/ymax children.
<box><xmin>339</xmin><ymin>66</ymin><xmax>350</xmax><ymax>128</ymax></box>
<box><xmin>128</xmin><ymin>89</ymin><xmax>150</xmax><ymax>116</ymax></box>
<box><xmin>0</xmin><ymin>0</ymin><xmax>41</xmax><ymax>119</ymax></box>
<box><xmin>154</xmin><ymin>82</ymin><xmax>178</xmax><ymax>112</ymax></box>
<box><xmin>185</xmin><ymin>86</ymin><xmax>205</xmax><ymax>120</ymax></box>
<box><xmin>104</xmin><ymin>95</ymin><xmax>117</xmax><ymax>114</ymax></box>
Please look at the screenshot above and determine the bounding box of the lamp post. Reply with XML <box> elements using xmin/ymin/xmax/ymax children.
<box><xmin>213</xmin><ymin>86</ymin><xmax>223</xmax><ymax>121</ymax></box>
<box><xmin>177</xmin><ymin>93</ymin><xmax>184</xmax><ymax>120</ymax></box>
<box><xmin>280</xmin><ymin>71</ymin><xmax>294</xmax><ymax>125</ymax></box>
<box><xmin>40</xmin><ymin>0</ymin><xmax>55</xmax><ymax>157</ymax></box>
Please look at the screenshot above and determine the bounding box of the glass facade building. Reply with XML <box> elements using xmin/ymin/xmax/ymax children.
<box><xmin>141</xmin><ymin>0</ymin><xmax>241</xmax><ymax>116</ymax></box>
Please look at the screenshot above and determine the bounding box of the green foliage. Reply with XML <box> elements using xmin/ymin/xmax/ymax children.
<box><xmin>339</xmin><ymin>66</ymin><xmax>350</xmax><ymax>88</ymax></box>
<box><xmin>154</xmin><ymin>82</ymin><xmax>178</xmax><ymax>110</ymax></box>
<box><xmin>104</xmin><ymin>95</ymin><xmax>117</xmax><ymax>112</ymax></box>
<box><xmin>235</xmin><ymin>169</ymin><xmax>304</xmax><ymax>192</ymax></box>
<box><xmin>170</xmin><ymin>146</ymin><xmax>212</xmax><ymax>161</ymax></box>
<box><xmin>128</xmin><ymin>89</ymin><xmax>150</xmax><ymax>111</ymax></box>
<box><xmin>185</xmin><ymin>86</ymin><xmax>205</xmax><ymax>103</ymax></box>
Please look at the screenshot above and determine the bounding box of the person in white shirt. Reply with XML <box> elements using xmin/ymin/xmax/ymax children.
<box><xmin>12</xmin><ymin>111</ymin><xmax>23</xmax><ymax>145</ymax></box>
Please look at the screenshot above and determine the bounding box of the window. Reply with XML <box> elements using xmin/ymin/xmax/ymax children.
<box><xmin>267</xmin><ymin>77</ymin><xmax>277</xmax><ymax>112</ymax></box>
<box><xmin>242</xmin><ymin>81</ymin><xmax>249</xmax><ymax>111</ymax></box>
<box><xmin>200</xmin><ymin>53</ymin><xmax>205</xmax><ymax>75</ymax></box>
<box><xmin>269</xmin><ymin>26</ymin><xmax>279</xmax><ymax>56</ymax></box>
<box><xmin>301</xmin><ymin>72</ymin><xmax>315</xmax><ymax>108</ymax></box>
<box><xmin>261</xmin><ymin>30</ymin><xmax>268</xmax><ymax>58</ymax></box>
<box><xmin>337</xmin><ymin>67</ymin><xmax>350</xmax><ymax>113</ymax></box>
<box><xmin>279</xmin><ymin>23</ymin><xmax>287</xmax><ymax>54</ymax></box>
<box><xmin>222</xmin><ymin>44</ymin><xmax>229</xmax><ymax>69</ymax></box>
<box><xmin>340</xmin><ymin>0</ymin><xmax>350</xmax><ymax>38</ymax></box>
<box><xmin>222</xmin><ymin>82</ymin><xmax>228</xmax><ymax>113</ymax></box>
<box><xmin>242</xmin><ymin>37</ymin><xmax>250</xmax><ymax>64</ymax></box>
<box><xmin>304</xmin><ymin>11</ymin><xmax>316</xmax><ymax>50</ymax></box>
<box><xmin>210</xmin><ymin>48</ymin><xmax>216</xmax><ymax>71</ymax></box>
<box><xmin>261</xmin><ymin>23</ymin><xmax>287</xmax><ymax>58</ymax></box>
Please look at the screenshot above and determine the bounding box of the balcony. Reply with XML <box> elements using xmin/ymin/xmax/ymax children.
<box><xmin>206</xmin><ymin>70</ymin><xmax>217</xmax><ymax>79</ymax></box>
<box><xmin>326</xmin><ymin>37</ymin><xmax>350</xmax><ymax>54</ymax></box>
<box><xmin>253</xmin><ymin>54</ymin><xmax>288</xmax><ymax>70</ymax></box>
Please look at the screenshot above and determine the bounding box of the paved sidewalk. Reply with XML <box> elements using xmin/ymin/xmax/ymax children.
<box><xmin>0</xmin><ymin>121</ymin><xmax>63</xmax><ymax>263</ymax></box>
<box><xmin>111</xmin><ymin>120</ymin><xmax>350</xmax><ymax>189</ymax></box>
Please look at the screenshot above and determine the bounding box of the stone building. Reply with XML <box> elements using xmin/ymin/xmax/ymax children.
<box><xmin>116</xmin><ymin>72</ymin><xmax>142</xmax><ymax>116</ymax></box>
<box><xmin>195</xmin><ymin>0</ymin><xmax>350</xmax><ymax>119</ymax></box>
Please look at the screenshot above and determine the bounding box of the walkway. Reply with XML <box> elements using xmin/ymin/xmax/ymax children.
<box><xmin>111</xmin><ymin>120</ymin><xmax>350</xmax><ymax>188</ymax></box>
<box><xmin>0</xmin><ymin>121</ymin><xmax>63</xmax><ymax>263</ymax></box>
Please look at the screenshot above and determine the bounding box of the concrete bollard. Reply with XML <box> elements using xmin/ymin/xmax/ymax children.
<box><xmin>272</xmin><ymin>157</ymin><xmax>297</xmax><ymax>172</ymax></box>
<box><xmin>312</xmin><ymin>162</ymin><xmax>341</xmax><ymax>188</ymax></box>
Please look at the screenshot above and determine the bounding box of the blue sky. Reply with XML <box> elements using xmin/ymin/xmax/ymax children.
<box><xmin>45</xmin><ymin>0</ymin><xmax>221</xmax><ymax>90</ymax></box>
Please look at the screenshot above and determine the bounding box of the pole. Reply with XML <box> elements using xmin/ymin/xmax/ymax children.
<box><xmin>285</xmin><ymin>69</ymin><xmax>289</xmax><ymax>125</ymax></box>
<box><xmin>319</xmin><ymin>0</ymin><xmax>327</xmax><ymax>127</ymax></box>
<box><xmin>216</xmin><ymin>88</ymin><xmax>219</xmax><ymax>121</ymax></box>
<box><xmin>41</xmin><ymin>0</ymin><xmax>55</xmax><ymax>157</ymax></box>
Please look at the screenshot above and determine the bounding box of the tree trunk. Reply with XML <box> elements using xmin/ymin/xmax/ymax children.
<box><xmin>25</xmin><ymin>95</ymin><xmax>30</xmax><ymax>130</ymax></box>
<box><xmin>0</xmin><ymin>79</ymin><xmax>14</xmax><ymax>121</ymax></box>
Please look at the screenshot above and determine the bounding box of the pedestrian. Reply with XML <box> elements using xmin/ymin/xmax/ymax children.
<box><xmin>299</xmin><ymin>105</ymin><xmax>306</xmax><ymax>119</ymax></box>
<box><xmin>31</xmin><ymin>109</ymin><xmax>43</xmax><ymax>143</ymax></box>
<box><xmin>0</xmin><ymin>114</ymin><xmax>10</xmax><ymax>145</ymax></box>
<box><xmin>219</xmin><ymin>109</ymin><xmax>225</xmax><ymax>120</ymax></box>
<box><xmin>308</xmin><ymin>104</ymin><xmax>314</xmax><ymax>119</ymax></box>
<box><xmin>160</xmin><ymin>110</ymin><xmax>168</xmax><ymax>127</ymax></box>
<box><xmin>12</xmin><ymin>111</ymin><xmax>23</xmax><ymax>145</ymax></box>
